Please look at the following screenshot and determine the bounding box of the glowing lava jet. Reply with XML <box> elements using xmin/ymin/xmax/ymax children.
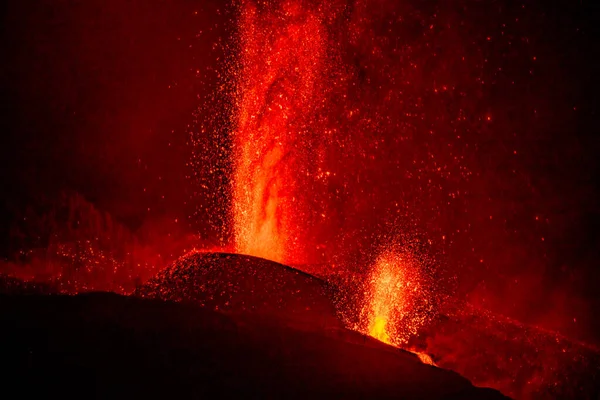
<box><xmin>361</xmin><ymin>249</ymin><xmax>430</xmax><ymax>347</ymax></box>
<box><xmin>231</xmin><ymin>1</ymin><xmax>330</xmax><ymax>264</ymax></box>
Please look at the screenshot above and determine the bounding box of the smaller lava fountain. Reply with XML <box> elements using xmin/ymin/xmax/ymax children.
<box><xmin>360</xmin><ymin>246</ymin><xmax>432</xmax><ymax>347</ymax></box>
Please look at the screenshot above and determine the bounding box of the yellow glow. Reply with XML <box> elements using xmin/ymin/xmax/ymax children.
<box><xmin>370</xmin><ymin>315</ymin><xmax>391</xmax><ymax>344</ymax></box>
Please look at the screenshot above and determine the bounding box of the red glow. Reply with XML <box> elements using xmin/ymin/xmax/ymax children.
<box><xmin>360</xmin><ymin>248</ymin><xmax>430</xmax><ymax>346</ymax></box>
<box><xmin>231</xmin><ymin>1</ymin><xmax>331</xmax><ymax>265</ymax></box>
<box><xmin>1</xmin><ymin>1</ymin><xmax>598</xmax><ymax>398</ymax></box>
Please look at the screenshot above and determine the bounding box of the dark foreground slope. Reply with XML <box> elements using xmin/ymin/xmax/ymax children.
<box><xmin>412</xmin><ymin>303</ymin><xmax>600</xmax><ymax>399</ymax></box>
<box><xmin>0</xmin><ymin>252</ymin><xmax>509</xmax><ymax>399</ymax></box>
<box><xmin>0</xmin><ymin>292</ymin><xmax>508</xmax><ymax>399</ymax></box>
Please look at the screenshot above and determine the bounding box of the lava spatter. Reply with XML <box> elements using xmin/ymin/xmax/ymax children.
<box><xmin>360</xmin><ymin>245</ymin><xmax>434</xmax><ymax>346</ymax></box>
<box><xmin>231</xmin><ymin>0</ymin><xmax>334</xmax><ymax>264</ymax></box>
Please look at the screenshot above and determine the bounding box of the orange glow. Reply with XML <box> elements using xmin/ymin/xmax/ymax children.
<box><xmin>231</xmin><ymin>1</ymin><xmax>327</xmax><ymax>264</ymax></box>
<box><xmin>362</xmin><ymin>249</ymin><xmax>429</xmax><ymax>346</ymax></box>
<box><xmin>233</xmin><ymin>142</ymin><xmax>288</xmax><ymax>262</ymax></box>
<box><xmin>370</xmin><ymin>315</ymin><xmax>391</xmax><ymax>344</ymax></box>
<box><xmin>414</xmin><ymin>351</ymin><xmax>436</xmax><ymax>366</ymax></box>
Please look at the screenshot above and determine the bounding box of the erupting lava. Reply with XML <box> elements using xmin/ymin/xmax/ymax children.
<box><xmin>231</xmin><ymin>1</ymin><xmax>329</xmax><ymax>264</ymax></box>
<box><xmin>360</xmin><ymin>248</ymin><xmax>430</xmax><ymax>346</ymax></box>
<box><xmin>2</xmin><ymin>0</ymin><xmax>597</xmax><ymax>397</ymax></box>
<box><xmin>229</xmin><ymin>0</ymin><xmax>437</xmax><ymax>352</ymax></box>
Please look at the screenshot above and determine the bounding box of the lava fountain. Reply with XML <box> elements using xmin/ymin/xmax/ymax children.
<box><xmin>231</xmin><ymin>1</ymin><xmax>332</xmax><ymax>264</ymax></box>
<box><xmin>360</xmin><ymin>247</ymin><xmax>432</xmax><ymax>346</ymax></box>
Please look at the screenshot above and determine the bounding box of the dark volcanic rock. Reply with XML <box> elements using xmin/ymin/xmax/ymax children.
<box><xmin>0</xmin><ymin>293</ymin><xmax>509</xmax><ymax>399</ymax></box>
<box><xmin>136</xmin><ymin>252</ymin><xmax>342</xmax><ymax>329</ymax></box>
<box><xmin>411</xmin><ymin>303</ymin><xmax>600</xmax><ymax>399</ymax></box>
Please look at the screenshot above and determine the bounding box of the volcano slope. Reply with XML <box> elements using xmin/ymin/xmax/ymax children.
<box><xmin>0</xmin><ymin>252</ymin><xmax>508</xmax><ymax>399</ymax></box>
<box><xmin>135</xmin><ymin>252</ymin><xmax>342</xmax><ymax>330</ymax></box>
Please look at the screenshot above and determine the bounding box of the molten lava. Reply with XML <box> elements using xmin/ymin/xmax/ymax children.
<box><xmin>370</xmin><ymin>315</ymin><xmax>391</xmax><ymax>344</ymax></box>
<box><xmin>361</xmin><ymin>248</ymin><xmax>430</xmax><ymax>346</ymax></box>
<box><xmin>231</xmin><ymin>1</ymin><xmax>330</xmax><ymax>264</ymax></box>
